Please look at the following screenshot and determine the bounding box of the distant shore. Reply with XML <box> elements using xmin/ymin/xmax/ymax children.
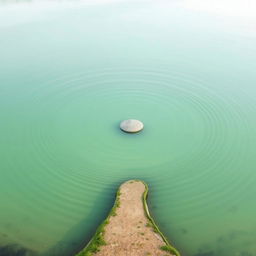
<box><xmin>76</xmin><ymin>180</ymin><xmax>180</xmax><ymax>256</ymax></box>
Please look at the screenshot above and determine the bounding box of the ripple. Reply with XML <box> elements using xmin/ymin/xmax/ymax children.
<box><xmin>28</xmin><ymin>70</ymin><xmax>249</xmax><ymax>170</ymax></box>
<box><xmin>2</xmin><ymin>66</ymin><xmax>255</xmax><ymax>255</ymax></box>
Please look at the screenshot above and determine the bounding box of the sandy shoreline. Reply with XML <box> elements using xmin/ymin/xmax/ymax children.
<box><xmin>77</xmin><ymin>180</ymin><xmax>180</xmax><ymax>256</ymax></box>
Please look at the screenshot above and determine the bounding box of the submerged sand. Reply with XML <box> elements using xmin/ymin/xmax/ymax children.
<box><xmin>93</xmin><ymin>180</ymin><xmax>176</xmax><ymax>256</ymax></box>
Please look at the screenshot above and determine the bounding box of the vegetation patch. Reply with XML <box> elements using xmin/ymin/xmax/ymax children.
<box><xmin>160</xmin><ymin>245</ymin><xmax>179</xmax><ymax>254</ymax></box>
<box><xmin>145</xmin><ymin>222</ymin><xmax>152</xmax><ymax>228</ymax></box>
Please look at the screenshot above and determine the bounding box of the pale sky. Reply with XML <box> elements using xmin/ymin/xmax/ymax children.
<box><xmin>182</xmin><ymin>0</ymin><xmax>256</xmax><ymax>19</ymax></box>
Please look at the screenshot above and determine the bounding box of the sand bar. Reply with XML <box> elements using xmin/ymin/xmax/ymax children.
<box><xmin>77</xmin><ymin>180</ymin><xmax>180</xmax><ymax>256</ymax></box>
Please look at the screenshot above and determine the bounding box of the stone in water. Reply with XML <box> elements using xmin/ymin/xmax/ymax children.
<box><xmin>120</xmin><ymin>119</ymin><xmax>144</xmax><ymax>133</ymax></box>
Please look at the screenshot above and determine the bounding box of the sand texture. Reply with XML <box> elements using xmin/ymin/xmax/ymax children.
<box><xmin>94</xmin><ymin>180</ymin><xmax>175</xmax><ymax>256</ymax></box>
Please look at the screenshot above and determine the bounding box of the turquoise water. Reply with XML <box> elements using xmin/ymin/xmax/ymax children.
<box><xmin>0</xmin><ymin>1</ymin><xmax>256</xmax><ymax>255</ymax></box>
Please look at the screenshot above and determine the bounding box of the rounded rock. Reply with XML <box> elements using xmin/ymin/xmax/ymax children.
<box><xmin>120</xmin><ymin>119</ymin><xmax>144</xmax><ymax>133</ymax></box>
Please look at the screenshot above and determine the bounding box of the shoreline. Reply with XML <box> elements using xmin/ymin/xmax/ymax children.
<box><xmin>76</xmin><ymin>180</ymin><xmax>180</xmax><ymax>256</ymax></box>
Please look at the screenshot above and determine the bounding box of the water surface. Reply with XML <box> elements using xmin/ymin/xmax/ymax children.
<box><xmin>0</xmin><ymin>1</ymin><xmax>256</xmax><ymax>256</ymax></box>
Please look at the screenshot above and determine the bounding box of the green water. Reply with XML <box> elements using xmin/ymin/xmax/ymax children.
<box><xmin>0</xmin><ymin>1</ymin><xmax>256</xmax><ymax>255</ymax></box>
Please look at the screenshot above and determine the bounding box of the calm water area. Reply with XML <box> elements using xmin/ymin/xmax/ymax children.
<box><xmin>0</xmin><ymin>0</ymin><xmax>256</xmax><ymax>255</ymax></box>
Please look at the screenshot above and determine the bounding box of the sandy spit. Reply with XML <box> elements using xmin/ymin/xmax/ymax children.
<box><xmin>93</xmin><ymin>180</ymin><xmax>176</xmax><ymax>256</ymax></box>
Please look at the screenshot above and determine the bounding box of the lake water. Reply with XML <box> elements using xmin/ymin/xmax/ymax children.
<box><xmin>0</xmin><ymin>1</ymin><xmax>256</xmax><ymax>256</ymax></box>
